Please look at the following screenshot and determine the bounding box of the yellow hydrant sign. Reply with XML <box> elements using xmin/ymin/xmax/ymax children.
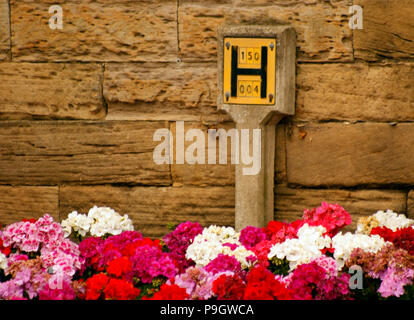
<box><xmin>223</xmin><ymin>38</ymin><xmax>276</xmax><ymax>105</ymax></box>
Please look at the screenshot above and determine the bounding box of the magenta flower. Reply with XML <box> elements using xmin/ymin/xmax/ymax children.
<box><xmin>204</xmin><ymin>254</ymin><xmax>241</xmax><ymax>275</ymax></box>
<box><xmin>239</xmin><ymin>226</ymin><xmax>267</xmax><ymax>249</ymax></box>
<box><xmin>130</xmin><ymin>245</ymin><xmax>178</xmax><ymax>283</ymax></box>
<box><xmin>163</xmin><ymin>221</ymin><xmax>203</xmax><ymax>273</ymax></box>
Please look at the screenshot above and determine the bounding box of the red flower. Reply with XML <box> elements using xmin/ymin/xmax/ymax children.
<box><xmin>0</xmin><ymin>238</ymin><xmax>11</xmax><ymax>256</ymax></box>
<box><xmin>265</xmin><ymin>221</ymin><xmax>286</xmax><ymax>239</ymax></box>
<box><xmin>243</xmin><ymin>266</ymin><xmax>292</xmax><ymax>300</ymax></box>
<box><xmin>121</xmin><ymin>238</ymin><xmax>162</xmax><ymax>257</ymax></box>
<box><xmin>107</xmin><ymin>256</ymin><xmax>132</xmax><ymax>278</ymax></box>
<box><xmin>85</xmin><ymin>273</ymin><xmax>109</xmax><ymax>300</ymax></box>
<box><xmin>265</xmin><ymin>220</ymin><xmax>303</xmax><ymax>244</ymax></box>
<box><xmin>149</xmin><ymin>284</ymin><xmax>189</xmax><ymax>300</ymax></box>
<box><xmin>371</xmin><ymin>226</ymin><xmax>414</xmax><ymax>255</ymax></box>
<box><xmin>103</xmin><ymin>278</ymin><xmax>140</xmax><ymax>300</ymax></box>
<box><xmin>22</xmin><ymin>218</ymin><xmax>37</xmax><ymax>223</ymax></box>
<box><xmin>212</xmin><ymin>274</ymin><xmax>245</xmax><ymax>300</ymax></box>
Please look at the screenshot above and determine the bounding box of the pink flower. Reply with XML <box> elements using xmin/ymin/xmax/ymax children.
<box><xmin>303</xmin><ymin>202</ymin><xmax>351</xmax><ymax>236</ymax></box>
<box><xmin>377</xmin><ymin>264</ymin><xmax>414</xmax><ymax>298</ymax></box>
<box><xmin>163</xmin><ymin>222</ymin><xmax>203</xmax><ymax>273</ymax></box>
<box><xmin>287</xmin><ymin>260</ymin><xmax>350</xmax><ymax>300</ymax></box>
<box><xmin>39</xmin><ymin>276</ymin><xmax>76</xmax><ymax>300</ymax></box>
<box><xmin>251</xmin><ymin>240</ymin><xmax>273</xmax><ymax>268</ymax></box>
<box><xmin>173</xmin><ymin>266</ymin><xmax>225</xmax><ymax>300</ymax></box>
<box><xmin>130</xmin><ymin>245</ymin><xmax>178</xmax><ymax>283</ymax></box>
<box><xmin>239</xmin><ymin>226</ymin><xmax>267</xmax><ymax>249</ymax></box>
<box><xmin>204</xmin><ymin>254</ymin><xmax>241</xmax><ymax>275</ymax></box>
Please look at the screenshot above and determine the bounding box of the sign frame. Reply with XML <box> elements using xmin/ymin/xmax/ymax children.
<box><xmin>217</xmin><ymin>25</ymin><xmax>296</xmax><ymax>121</ymax></box>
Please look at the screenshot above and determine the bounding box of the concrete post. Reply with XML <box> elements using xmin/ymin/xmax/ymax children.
<box><xmin>217</xmin><ymin>25</ymin><xmax>296</xmax><ymax>231</ymax></box>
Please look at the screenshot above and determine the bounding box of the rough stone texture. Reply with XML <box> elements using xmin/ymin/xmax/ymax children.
<box><xmin>286</xmin><ymin>122</ymin><xmax>414</xmax><ymax>187</ymax></box>
<box><xmin>11</xmin><ymin>0</ymin><xmax>177</xmax><ymax>62</ymax></box>
<box><xmin>170</xmin><ymin>121</ymin><xmax>235</xmax><ymax>187</ymax></box>
<box><xmin>408</xmin><ymin>190</ymin><xmax>414</xmax><ymax>219</ymax></box>
<box><xmin>179</xmin><ymin>0</ymin><xmax>353</xmax><ymax>62</ymax></box>
<box><xmin>354</xmin><ymin>0</ymin><xmax>414</xmax><ymax>61</ymax></box>
<box><xmin>0</xmin><ymin>63</ymin><xmax>105</xmax><ymax>120</ymax></box>
<box><xmin>296</xmin><ymin>63</ymin><xmax>414</xmax><ymax>122</ymax></box>
<box><xmin>275</xmin><ymin>186</ymin><xmax>407</xmax><ymax>231</ymax></box>
<box><xmin>0</xmin><ymin>121</ymin><xmax>171</xmax><ymax>185</ymax></box>
<box><xmin>0</xmin><ymin>186</ymin><xmax>59</xmax><ymax>225</ymax></box>
<box><xmin>60</xmin><ymin>185</ymin><xmax>235</xmax><ymax>238</ymax></box>
<box><xmin>0</xmin><ymin>0</ymin><xmax>10</xmax><ymax>61</ymax></box>
<box><xmin>104</xmin><ymin>62</ymin><xmax>229</xmax><ymax>122</ymax></box>
<box><xmin>275</xmin><ymin>123</ymin><xmax>286</xmax><ymax>184</ymax></box>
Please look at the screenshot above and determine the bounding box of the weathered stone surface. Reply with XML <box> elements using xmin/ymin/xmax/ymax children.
<box><xmin>0</xmin><ymin>0</ymin><xmax>10</xmax><ymax>61</ymax></box>
<box><xmin>354</xmin><ymin>0</ymin><xmax>414</xmax><ymax>61</ymax></box>
<box><xmin>179</xmin><ymin>0</ymin><xmax>353</xmax><ymax>62</ymax></box>
<box><xmin>60</xmin><ymin>185</ymin><xmax>235</xmax><ymax>238</ymax></box>
<box><xmin>170</xmin><ymin>121</ymin><xmax>235</xmax><ymax>187</ymax></box>
<box><xmin>408</xmin><ymin>190</ymin><xmax>414</xmax><ymax>219</ymax></box>
<box><xmin>286</xmin><ymin>123</ymin><xmax>414</xmax><ymax>186</ymax></box>
<box><xmin>0</xmin><ymin>63</ymin><xmax>105</xmax><ymax>120</ymax></box>
<box><xmin>275</xmin><ymin>186</ymin><xmax>407</xmax><ymax>231</ymax></box>
<box><xmin>105</xmin><ymin>62</ymin><xmax>229</xmax><ymax>122</ymax></box>
<box><xmin>11</xmin><ymin>0</ymin><xmax>177</xmax><ymax>62</ymax></box>
<box><xmin>275</xmin><ymin>123</ymin><xmax>286</xmax><ymax>184</ymax></box>
<box><xmin>0</xmin><ymin>121</ymin><xmax>171</xmax><ymax>185</ymax></box>
<box><xmin>0</xmin><ymin>186</ymin><xmax>59</xmax><ymax>225</ymax></box>
<box><xmin>296</xmin><ymin>63</ymin><xmax>414</xmax><ymax>122</ymax></box>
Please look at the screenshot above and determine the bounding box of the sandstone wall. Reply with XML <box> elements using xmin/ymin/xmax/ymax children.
<box><xmin>0</xmin><ymin>0</ymin><xmax>413</xmax><ymax>237</ymax></box>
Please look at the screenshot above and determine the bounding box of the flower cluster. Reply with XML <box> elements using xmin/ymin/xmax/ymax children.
<box><xmin>1</xmin><ymin>204</ymin><xmax>414</xmax><ymax>300</ymax></box>
<box><xmin>331</xmin><ymin>232</ymin><xmax>387</xmax><ymax>270</ymax></box>
<box><xmin>303</xmin><ymin>202</ymin><xmax>352</xmax><ymax>237</ymax></box>
<box><xmin>0</xmin><ymin>215</ymin><xmax>82</xmax><ymax>299</ymax></box>
<box><xmin>268</xmin><ymin>224</ymin><xmax>331</xmax><ymax>270</ymax></box>
<box><xmin>61</xmin><ymin>206</ymin><xmax>134</xmax><ymax>238</ymax></box>
<box><xmin>163</xmin><ymin>221</ymin><xmax>203</xmax><ymax>273</ymax></box>
<box><xmin>78</xmin><ymin>230</ymin><xmax>178</xmax><ymax>298</ymax></box>
<box><xmin>85</xmin><ymin>273</ymin><xmax>140</xmax><ymax>300</ymax></box>
<box><xmin>212</xmin><ymin>266</ymin><xmax>292</xmax><ymax>300</ymax></box>
<box><xmin>346</xmin><ymin>244</ymin><xmax>414</xmax><ymax>298</ymax></box>
<box><xmin>172</xmin><ymin>266</ymin><xmax>221</xmax><ymax>300</ymax></box>
<box><xmin>186</xmin><ymin>225</ymin><xmax>255</xmax><ymax>268</ymax></box>
<box><xmin>357</xmin><ymin>209</ymin><xmax>414</xmax><ymax>234</ymax></box>
<box><xmin>284</xmin><ymin>257</ymin><xmax>351</xmax><ymax>300</ymax></box>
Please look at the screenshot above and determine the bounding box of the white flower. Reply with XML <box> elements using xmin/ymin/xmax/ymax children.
<box><xmin>61</xmin><ymin>211</ymin><xmax>92</xmax><ymax>237</ymax></box>
<box><xmin>87</xmin><ymin>206</ymin><xmax>134</xmax><ymax>237</ymax></box>
<box><xmin>332</xmin><ymin>232</ymin><xmax>388</xmax><ymax>270</ymax></box>
<box><xmin>186</xmin><ymin>237</ymin><xmax>224</xmax><ymax>267</ymax></box>
<box><xmin>373</xmin><ymin>210</ymin><xmax>414</xmax><ymax>231</ymax></box>
<box><xmin>222</xmin><ymin>245</ymin><xmax>256</xmax><ymax>269</ymax></box>
<box><xmin>185</xmin><ymin>225</ymin><xmax>255</xmax><ymax>268</ymax></box>
<box><xmin>61</xmin><ymin>206</ymin><xmax>134</xmax><ymax>238</ymax></box>
<box><xmin>0</xmin><ymin>252</ymin><xmax>7</xmax><ymax>270</ymax></box>
<box><xmin>268</xmin><ymin>224</ymin><xmax>331</xmax><ymax>271</ymax></box>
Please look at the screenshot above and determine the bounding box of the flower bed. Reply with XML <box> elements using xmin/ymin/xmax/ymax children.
<box><xmin>0</xmin><ymin>203</ymin><xmax>413</xmax><ymax>300</ymax></box>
